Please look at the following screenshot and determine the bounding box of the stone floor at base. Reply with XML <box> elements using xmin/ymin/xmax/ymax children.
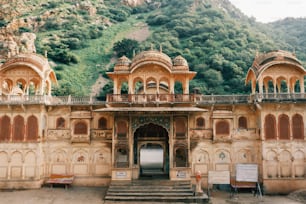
<box><xmin>0</xmin><ymin>187</ymin><xmax>305</xmax><ymax>204</ymax></box>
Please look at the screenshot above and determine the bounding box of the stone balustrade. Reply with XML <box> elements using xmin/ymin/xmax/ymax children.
<box><xmin>1</xmin><ymin>93</ymin><xmax>306</xmax><ymax>105</ymax></box>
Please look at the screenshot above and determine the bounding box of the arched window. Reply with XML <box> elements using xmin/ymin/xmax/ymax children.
<box><xmin>196</xmin><ymin>117</ymin><xmax>205</xmax><ymax>128</ymax></box>
<box><xmin>279</xmin><ymin>114</ymin><xmax>290</xmax><ymax>140</ymax></box>
<box><xmin>13</xmin><ymin>115</ymin><xmax>25</xmax><ymax>141</ymax></box>
<box><xmin>292</xmin><ymin>114</ymin><xmax>304</xmax><ymax>139</ymax></box>
<box><xmin>74</xmin><ymin>121</ymin><xmax>87</xmax><ymax>134</ymax></box>
<box><xmin>175</xmin><ymin>147</ymin><xmax>188</xmax><ymax>167</ymax></box>
<box><xmin>56</xmin><ymin>117</ymin><xmax>65</xmax><ymax>129</ymax></box>
<box><xmin>238</xmin><ymin>116</ymin><xmax>247</xmax><ymax>129</ymax></box>
<box><xmin>115</xmin><ymin>145</ymin><xmax>129</xmax><ymax>168</ymax></box>
<box><xmin>175</xmin><ymin>117</ymin><xmax>187</xmax><ymax>138</ymax></box>
<box><xmin>265</xmin><ymin>114</ymin><xmax>276</xmax><ymax>140</ymax></box>
<box><xmin>216</xmin><ymin>120</ymin><xmax>230</xmax><ymax>135</ymax></box>
<box><xmin>117</xmin><ymin>121</ymin><xmax>127</xmax><ymax>138</ymax></box>
<box><xmin>0</xmin><ymin>116</ymin><xmax>11</xmax><ymax>141</ymax></box>
<box><xmin>27</xmin><ymin>115</ymin><xmax>38</xmax><ymax>141</ymax></box>
<box><xmin>98</xmin><ymin>117</ymin><xmax>107</xmax><ymax>129</ymax></box>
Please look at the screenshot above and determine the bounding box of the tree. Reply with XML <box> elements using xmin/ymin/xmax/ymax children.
<box><xmin>113</xmin><ymin>39</ymin><xmax>139</xmax><ymax>58</ymax></box>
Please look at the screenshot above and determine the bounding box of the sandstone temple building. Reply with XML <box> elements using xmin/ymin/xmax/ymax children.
<box><xmin>0</xmin><ymin>49</ymin><xmax>305</xmax><ymax>194</ymax></box>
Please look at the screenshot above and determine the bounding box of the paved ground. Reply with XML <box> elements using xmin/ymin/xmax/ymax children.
<box><xmin>0</xmin><ymin>186</ymin><xmax>305</xmax><ymax>204</ymax></box>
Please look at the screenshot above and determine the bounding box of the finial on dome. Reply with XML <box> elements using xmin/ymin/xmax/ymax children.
<box><xmin>150</xmin><ymin>43</ymin><xmax>154</xmax><ymax>50</ymax></box>
<box><xmin>159</xmin><ymin>44</ymin><xmax>162</xmax><ymax>53</ymax></box>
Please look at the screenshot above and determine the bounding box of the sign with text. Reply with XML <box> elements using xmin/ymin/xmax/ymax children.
<box><xmin>208</xmin><ymin>170</ymin><xmax>230</xmax><ymax>184</ymax></box>
<box><xmin>177</xmin><ymin>170</ymin><xmax>187</xmax><ymax>178</ymax></box>
<box><xmin>236</xmin><ymin>164</ymin><xmax>258</xmax><ymax>182</ymax></box>
<box><xmin>116</xmin><ymin>171</ymin><xmax>127</xmax><ymax>178</ymax></box>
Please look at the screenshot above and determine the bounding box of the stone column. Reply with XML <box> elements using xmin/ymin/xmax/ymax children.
<box><xmin>300</xmin><ymin>78</ymin><xmax>305</xmax><ymax>93</ymax></box>
<box><xmin>184</xmin><ymin>78</ymin><xmax>189</xmax><ymax>94</ymax></box>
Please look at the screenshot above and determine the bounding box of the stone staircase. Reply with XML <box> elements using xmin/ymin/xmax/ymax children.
<box><xmin>104</xmin><ymin>179</ymin><xmax>209</xmax><ymax>203</ymax></box>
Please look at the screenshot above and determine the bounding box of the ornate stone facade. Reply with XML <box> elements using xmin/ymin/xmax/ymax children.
<box><xmin>0</xmin><ymin>50</ymin><xmax>305</xmax><ymax>194</ymax></box>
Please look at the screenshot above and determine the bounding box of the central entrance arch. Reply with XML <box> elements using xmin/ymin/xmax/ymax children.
<box><xmin>133</xmin><ymin>123</ymin><xmax>169</xmax><ymax>179</ymax></box>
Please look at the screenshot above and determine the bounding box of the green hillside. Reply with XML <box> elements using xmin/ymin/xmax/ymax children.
<box><xmin>1</xmin><ymin>0</ymin><xmax>304</xmax><ymax>96</ymax></box>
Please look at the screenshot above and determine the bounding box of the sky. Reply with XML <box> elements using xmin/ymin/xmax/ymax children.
<box><xmin>229</xmin><ymin>0</ymin><xmax>306</xmax><ymax>23</ymax></box>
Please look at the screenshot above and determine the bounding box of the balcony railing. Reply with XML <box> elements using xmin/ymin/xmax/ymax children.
<box><xmin>1</xmin><ymin>93</ymin><xmax>306</xmax><ymax>105</ymax></box>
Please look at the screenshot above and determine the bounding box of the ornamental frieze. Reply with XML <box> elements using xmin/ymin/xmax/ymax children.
<box><xmin>132</xmin><ymin>116</ymin><xmax>170</xmax><ymax>132</ymax></box>
<box><xmin>47</xmin><ymin>129</ymin><xmax>70</xmax><ymax>140</ymax></box>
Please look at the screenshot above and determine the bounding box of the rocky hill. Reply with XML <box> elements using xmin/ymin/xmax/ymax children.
<box><xmin>0</xmin><ymin>0</ymin><xmax>304</xmax><ymax>96</ymax></box>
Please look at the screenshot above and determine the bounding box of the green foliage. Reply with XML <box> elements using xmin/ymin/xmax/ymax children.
<box><xmin>98</xmin><ymin>81</ymin><xmax>113</xmax><ymax>100</ymax></box>
<box><xmin>52</xmin><ymin>81</ymin><xmax>76</xmax><ymax>96</ymax></box>
<box><xmin>0</xmin><ymin>20</ymin><xmax>8</xmax><ymax>28</ymax></box>
<box><xmin>18</xmin><ymin>27</ymin><xmax>32</xmax><ymax>33</ymax></box>
<box><xmin>113</xmin><ymin>38</ymin><xmax>140</xmax><ymax>58</ymax></box>
<box><xmin>30</xmin><ymin>0</ymin><xmax>305</xmax><ymax>96</ymax></box>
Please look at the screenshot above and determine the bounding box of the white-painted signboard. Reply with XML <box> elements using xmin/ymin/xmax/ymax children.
<box><xmin>177</xmin><ymin>170</ymin><xmax>187</xmax><ymax>178</ymax></box>
<box><xmin>116</xmin><ymin>171</ymin><xmax>127</xmax><ymax>178</ymax></box>
<box><xmin>236</xmin><ymin>164</ymin><xmax>258</xmax><ymax>182</ymax></box>
<box><xmin>208</xmin><ymin>170</ymin><xmax>230</xmax><ymax>184</ymax></box>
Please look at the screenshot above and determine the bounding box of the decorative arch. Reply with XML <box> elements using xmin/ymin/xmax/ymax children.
<box><xmin>2</xmin><ymin>79</ymin><xmax>13</xmax><ymax>93</ymax></box>
<box><xmin>193</xmin><ymin>149</ymin><xmax>210</xmax><ymax>163</ymax></box>
<box><xmin>196</xmin><ymin>117</ymin><xmax>205</xmax><ymax>128</ymax></box>
<box><xmin>278</xmin><ymin>114</ymin><xmax>290</xmax><ymax>140</ymax></box>
<box><xmin>0</xmin><ymin>151</ymin><xmax>9</xmax><ymax>164</ymax></box>
<box><xmin>293</xmin><ymin>150</ymin><xmax>305</xmax><ymax>177</ymax></box>
<box><xmin>146</xmin><ymin>77</ymin><xmax>157</xmax><ymax>93</ymax></box>
<box><xmin>56</xmin><ymin>117</ymin><xmax>65</xmax><ymax>129</ymax></box>
<box><xmin>236</xmin><ymin>149</ymin><xmax>252</xmax><ymax>163</ymax></box>
<box><xmin>133</xmin><ymin>77</ymin><xmax>144</xmax><ymax>94</ymax></box>
<box><xmin>52</xmin><ymin>149</ymin><xmax>67</xmax><ymax>163</ymax></box>
<box><xmin>94</xmin><ymin>149</ymin><xmax>111</xmax><ymax>164</ymax></box>
<box><xmin>115</xmin><ymin>144</ymin><xmax>129</xmax><ymax>168</ymax></box>
<box><xmin>263</xmin><ymin>76</ymin><xmax>274</xmax><ymax>93</ymax></box>
<box><xmin>214</xmin><ymin>149</ymin><xmax>231</xmax><ymax>163</ymax></box>
<box><xmin>0</xmin><ymin>115</ymin><xmax>11</xmax><ymax>141</ymax></box>
<box><xmin>11</xmin><ymin>151</ymin><xmax>23</xmax><ymax>165</ymax></box>
<box><xmin>24</xmin><ymin>151</ymin><xmax>36</xmax><ymax>164</ymax></box>
<box><xmin>159</xmin><ymin>77</ymin><xmax>169</xmax><ymax>93</ymax></box>
<box><xmin>238</xmin><ymin>116</ymin><xmax>247</xmax><ymax>129</ymax></box>
<box><xmin>266</xmin><ymin>150</ymin><xmax>278</xmax><ymax>178</ymax></box>
<box><xmin>279</xmin><ymin>150</ymin><xmax>292</xmax><ymax>177</ymax></box>
<box><xmin>27</xmin><ymin>115</ymin><xmax>38</xmax><ymax>141</ymax></box>
<box><xmin>276</xmin><ymin>76</ymin><xmax>288</xmax><ymax>93</ymax></box>
<box><xmin>16</xmin><ymin>78</ymin><xmax>27</xmax><ymax>91</ymax></box>
<box><xmin>132</xmin><ymin>116</ymin><xmax>170</xmax><ymax>133</ymax></box>
<box><xmin>98</xmin><ymin>117</ymin><xmax>107</xmax><ymax>129</ymax></box>
<box><xmin>292</xmin><ymin>114</ymin><xmax>304</xmax><ymax>139</ymax></box>
<box><xmin>116</xmin><ymin>120</ymin><xmax>128</xmax><ymax>138</ymax></box>
<box><xmin>290</xmin><ymin>76</ymin><xmax>300</xmax><ymax>93</ymax></box>
<box><xmin>174</xmin><ymin>143</ymin><xmax>188</xmax><ymax>167</ymax></box>
<box><xmin>73</xmin><ymin>149</ymin><xmax>88</xmax><ymax>163</ymax></box>
<box><xmin>264</xmin><ymin>114</ymin><xmax>276</xmax><ymax>140</ymax></box>
<box><xmin>13</xmin><ymin>115</ymin><xmax>25</xmax><ymax>141</ymax></box>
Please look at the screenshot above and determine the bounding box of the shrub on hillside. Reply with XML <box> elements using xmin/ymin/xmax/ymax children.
<box><xmin>146</xmin><ymin>15</ymin><xmax>169</xmax><ymax>26</ymax></box>
<box><xmin>113</xmin><ymin>39</ymin><xmax>139</xmax><ymax>58</ymax></box>
<box><xmin>109</xmin><ymin>8</ymin><xmax>129</xmax><ymax>22</ymax></box>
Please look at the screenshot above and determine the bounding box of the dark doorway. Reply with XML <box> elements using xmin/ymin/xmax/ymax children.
<box><xmin>134</xmin><ymin>123</ymin><xmax>169</xmax><ymax>179</ymax></box>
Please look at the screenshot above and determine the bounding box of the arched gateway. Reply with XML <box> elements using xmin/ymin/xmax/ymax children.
<box><xmin>134</xmin><ymin>123</ymin><xmax>169</xmax><ymax>178</ymax></box>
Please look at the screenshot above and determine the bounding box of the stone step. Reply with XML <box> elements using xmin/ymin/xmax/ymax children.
<box><xmin>104</xmin><ymin>179</ymin><xmax>209</xmax><ymax>203</ymax></box>
<box><xmin>106</xmin><ymin>192</ymin><xmax>194</xmax><ymax>196</ymax></box>
<box><xmin>108</xmin><ymin>187</ymin><xmax>193</xmax><ymax>192</ymax></box>
<box><xmin>104</xmin><ymin>195</ymin><xmax>209</xmax><ymax>203</ymax></box>
<box><xmin>110</xmin><ymin>180</ymin><xmax>191</xmax><ymax>186</ymax></box>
